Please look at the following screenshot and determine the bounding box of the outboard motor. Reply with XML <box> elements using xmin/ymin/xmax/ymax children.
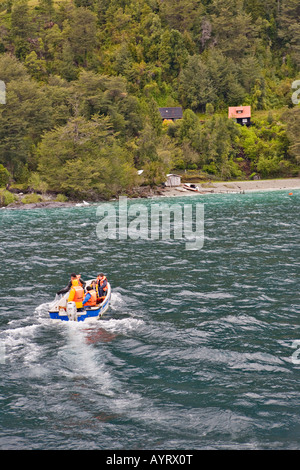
<box><xmin>66</xmin><ymin>301</ymin><xmax>78</xmax><ymax>321</ymax></box>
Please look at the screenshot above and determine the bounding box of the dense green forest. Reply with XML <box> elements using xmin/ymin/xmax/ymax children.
<box><xmin>0</xmin><ymin>0</ymin><xmax>299</xmax><ymax>201</ymax></box>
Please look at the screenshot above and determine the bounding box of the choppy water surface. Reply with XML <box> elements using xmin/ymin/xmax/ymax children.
<box><xmin>0</xmin><ymin>190</ymin><xmax>299</xmax><ymax>450</ymax></box>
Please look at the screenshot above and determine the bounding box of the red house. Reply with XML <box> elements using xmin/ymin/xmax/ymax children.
<box><xmin>228</xmin><ymin>106</ymin><xmax>251</xmax><ymax>126</ymax></box>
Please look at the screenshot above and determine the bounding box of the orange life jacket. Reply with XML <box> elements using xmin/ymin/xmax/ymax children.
<box><xmin>100</xmin><ymin>276</ymin><xmax>108</xmax><ymax>291</ymax></box>
<box><xmin>73</xmin><ymin>285</ymin><xmax>84</xmax><ymax>302</ymax></box>
<box><xmin>68</xmin><ymin>285</ymin><xmax>84</xmax><ymax>308</ymax></box>
<box><xmin>84</xmin><ymin>289</ymin><xmax>97</xmax><ymax>307</ymax></box>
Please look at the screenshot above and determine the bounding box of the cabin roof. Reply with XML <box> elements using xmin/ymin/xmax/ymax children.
<box><xmin>159</xmin><ymin>107</ymin><xmax>183</xmax><ymax>119</ymax></box>
<box><xmin>228</xmin><ymin>106</ymin><xmax>251</xmax><ymax>119</ymax></box>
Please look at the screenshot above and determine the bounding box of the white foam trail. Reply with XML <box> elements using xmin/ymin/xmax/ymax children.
<box><xmin>58</xmin><ymin>323</ymin><xmax>118</xmax><ymax>396</ymax></box>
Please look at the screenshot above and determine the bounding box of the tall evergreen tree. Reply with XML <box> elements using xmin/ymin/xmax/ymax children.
<box><xmin>278</xmin><ymin>0</ymin><xmax>300</xmax><ymax>68</ymax></box>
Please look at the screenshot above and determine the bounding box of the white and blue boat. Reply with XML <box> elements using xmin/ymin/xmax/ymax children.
<box><xmin>49</xmin><ymin>279</ymin><xmax>111</xmax><ymax>322</ymax></box>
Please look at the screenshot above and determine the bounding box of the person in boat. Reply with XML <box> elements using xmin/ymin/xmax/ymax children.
<box><xmin>96</xmin><ymin>273</ymin><xmax>108</xmax><ymax>299</ymax></box>
<box><xmin>82</xmin><ymin>285</ymin><xmax>97</xmax><ymax>308</ymax></box>
<box><xmin>90</xmin><ymin>279</ymin><xmax>97</xmax><ymax>293</ymax></box>
<box><xmin>67</xmin><ymin>277</ymin><xmax>85</xmax><ymax>310</ymax></box>
<box><xmin>91</xmin><ymin>279</ymin><xmax>101</xmax><ymax>303</ymax></box>
<box><xmin>56</xmin><ymin>273</ymin><xmax>86</xmax><ymax>295</ymax></box>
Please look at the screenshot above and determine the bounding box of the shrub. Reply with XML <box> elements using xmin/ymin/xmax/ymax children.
<box><xmin>187</xmin><ymin>163</ymin><xmax>198</xmax><ymax>170</ymax></box>
<box><xmin>28</xmin><ymin>172</ymin><xmax>49</xmax><ymax>194</ymax></box>
<box><xmin>55</xmin><ymin>193</ymin><xmax>68</xmax><ymax>202</ymax></box>
<box><xmin>21</xmin><ymin>193</ymin><xmax>43</xmax><ymax>204</ymax></box>
<box><xmin>256</xmin><ymin>155</ymin><xmax>281</xmax><ymax>178</ymax></box>
<box><xmin>202</xmin><ymin>162</ymin><xmax>217</xmax><ymax>175</ymax></box>
<box><xmin>0</xmin><ymin>165</ymin><xmax>11</xmax><ymax>187</ymax></box>
<box><xmin>0</xmin><ymin>190</ymin><xmax>17</xmax><ymax>206</ymax></box>
<box><xmin>174</xmin><ymin>159</ymin><xmax>186</xmax><ymax>170</ymax></box>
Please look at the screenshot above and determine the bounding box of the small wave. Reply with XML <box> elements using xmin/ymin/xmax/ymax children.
<box><xmin>35</xmin><ymin>301</ymin><xmax>53</xmax><ymax>316</ymax></box>
<box><xmin>109</xmin><ymin>292</ymin><xmax>125</xmax><ymax>310</ymax></box>
<box><xmin>102</xmin><ymin>317</ymin><xmax>145</xmax><ymax>333</ymax></box>
<box><xmin>181</xmin><ymin>290</ymin><xmax>235</xmax><ymax>300</ymax></box>
<box><xmin>220</xmin><ymin>314</ymin><xmax>267</xmax><ymax>329</ymax></box>
<box><xmin>2</xmin><ymin>323</ymin><xmax>42</xmax><ymax>369</ymax></box>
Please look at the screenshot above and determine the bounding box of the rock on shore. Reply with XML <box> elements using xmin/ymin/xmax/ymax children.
<box><xmin>4</xmin><ymin>201</ymin><xmax>75</xmax><ymax>210</ymax></box>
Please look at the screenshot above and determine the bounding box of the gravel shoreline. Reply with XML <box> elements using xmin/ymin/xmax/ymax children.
<box><xmin>158</xmin><ymin>178</ymin><xmax>300</xmax><ymax>197</ymax></box>
<box><xmin>2</xmin><ymin>178</ymin><xmax>299</xmax><ymax>209</ymax></box>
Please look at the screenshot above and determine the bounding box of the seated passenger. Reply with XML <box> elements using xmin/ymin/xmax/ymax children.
<box><xmin>83</xmin><ymin>285</ymin><xmax>97</xmax><ymax>308</ymax></box>
<box><xmin>90</xmin><ymin>279</ymin><xmax>97</xmax><ymax>293</ymax></box>
<box><xmin>96</xmin><ymin>273</ymin><xmax>108</xmax><ymax>298</ymax></box>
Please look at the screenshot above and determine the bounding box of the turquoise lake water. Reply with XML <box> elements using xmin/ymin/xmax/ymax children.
<box><xmin>0</xmin><ymin>190</ymin><xmax>299</xmax><ymax>450</ymax></box>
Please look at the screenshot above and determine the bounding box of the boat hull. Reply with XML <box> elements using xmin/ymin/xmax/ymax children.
<box><xmin>49</xmin><ymin>281</ymin><xmax>111</xmax><ymax>322</ymax></box>
<box><xmin>183</xmin><ymin>184</ymin><xmax>200</xmax><ymax>192</ymax></box>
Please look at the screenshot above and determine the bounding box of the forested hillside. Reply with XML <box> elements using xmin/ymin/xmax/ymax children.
<box><xmin>0</xmin><ymin>0</ymin><xmax>299</xmax><ymax>200</ymax></box>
